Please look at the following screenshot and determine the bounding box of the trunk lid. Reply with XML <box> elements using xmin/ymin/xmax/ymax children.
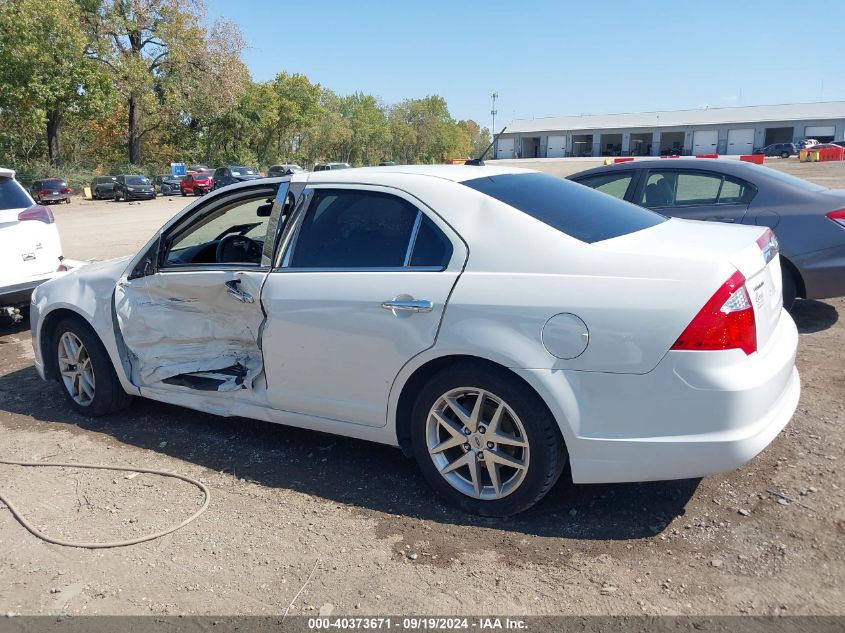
<box><xmin>597</xmin><ymin>218</ymin><xmax>782</xmax><ymax>352</ymax></box>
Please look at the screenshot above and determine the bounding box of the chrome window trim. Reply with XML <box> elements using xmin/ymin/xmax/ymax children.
<box><xmin>403</xmin><ymin>211</ymin><xmax>423</xmax><ymax>267</ymax></box>
<box><xmin>276</xmin><ymin>266</ymin><xmax>444</xmax><ymax>274</ymax></box>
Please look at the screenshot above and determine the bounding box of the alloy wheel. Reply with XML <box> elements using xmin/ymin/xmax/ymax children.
<box><xmin>426</xmin><ymin>387</ymin><xmax>530</xmax><ymax>500</ymax></box>
<box><xmin>57</xmin><ymin>331</ymin><xmax>95</xmax><ymax>406</ymax></box>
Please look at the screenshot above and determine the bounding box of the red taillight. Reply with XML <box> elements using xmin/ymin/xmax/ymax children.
<box><xmin>60</xmin><ymin>187</ymin><xmax>71</xmax><ymax>194</ymax></box>
<box><xmin>38</xmin><ymin>189</ymin><xmax>48</xmax><ymax>197</ymax></box>
<box><xmin>671</xmin><ymin>270</ymin><xmax>757</xmax><ymax>355</ymax></box>
<box><xmin>826</xmin><ymin>208</ymin><xmax>845</xmax><ymax>228</ymax></box>
<box><xmin>18</xmin><ymin>205</ymin><xmax>55</xmax><ymax>224</ymax></box>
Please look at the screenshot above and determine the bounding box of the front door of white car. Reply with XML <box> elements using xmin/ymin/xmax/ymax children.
<box><xmin>114</xmin><ymin>184</ymin><xmax>281</xmax><ymax>392</ymax></box>
<box><xmin>260</xmin><ymin>185</ymin><xmax>467</xmax><ymax>427</ymax></box>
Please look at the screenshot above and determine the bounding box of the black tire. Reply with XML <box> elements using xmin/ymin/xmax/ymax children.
<box><xmin>181</xmin><ymin>188</ymin><xmax>187</xmax><ymax>196</ymax></box>
<box><xmin>52</xmin><ymin>317</ymin><xmax>131</xmax><ymax>416</ymax></box>
<box><xmin>410</xmin><ymin>362</ymin><xmax>566</xmax><ymax>517</ymax></box>
<box><xmin>781</xmin><ymin>151</ymin><xmax>789</xmax><ymax>159</ymax></box>
<box><xmin>93</xmin><ymin>188</ymin><xmax>100</xmax><ymax>200</ymax></box>
<box><xmin>194</xmin><ymin>187</ymin><xmax>202</xmax><ymax>196</ymax></box>
<box><xmin>113</xmin><ymin>191</ymin><xmax>120</xmax><ymax>202</ymax></box>
<box><xmin>782</xmin><ymin>266</ymin><xmax>798</xmax><ymax>311</ymax></box>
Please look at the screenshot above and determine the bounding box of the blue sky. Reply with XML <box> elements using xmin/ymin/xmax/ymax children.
<box><xmin>206</xmin><ymin>0</ymin><xmax>845</xmax><ymax>129</ymax></box>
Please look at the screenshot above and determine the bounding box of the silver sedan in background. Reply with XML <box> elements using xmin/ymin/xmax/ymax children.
<box><xmin>569</xmin><ymin>158</ymin><xmax>845</xmax><ymax>308</ymax></box>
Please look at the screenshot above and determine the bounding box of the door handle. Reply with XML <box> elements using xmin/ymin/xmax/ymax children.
<box><xmin>225</xmin><ymin>279</ymin><xmax>254</xmax><ymax>303</ymax></box>
<box><xmin>381</xmin><ymin>298</ymin><xmax>433</xmax><ymax>313</ymax></box>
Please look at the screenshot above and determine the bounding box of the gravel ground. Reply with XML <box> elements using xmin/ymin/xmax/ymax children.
<box><xmin>0</xmin><ymin>159</ymin><xmax>842</xmax><ymax>616</ymax></box>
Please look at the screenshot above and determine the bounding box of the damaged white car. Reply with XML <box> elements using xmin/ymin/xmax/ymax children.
<box><xmin>31</xmin><ymin>166</ymin><xmax>800</xmax><ymax>516</ymax></box>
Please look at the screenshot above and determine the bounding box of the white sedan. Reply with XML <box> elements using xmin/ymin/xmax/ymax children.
<box><xmin>30</xmin><ymin>165</ymin><xmax>800</xmax><ymax>516</ymax></box>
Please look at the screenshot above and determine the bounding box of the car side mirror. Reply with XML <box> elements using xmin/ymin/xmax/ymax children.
<box><xmin>256</xmin><ymin>203</ymin><xmax>273</xmax><ymax>217</ymax></box>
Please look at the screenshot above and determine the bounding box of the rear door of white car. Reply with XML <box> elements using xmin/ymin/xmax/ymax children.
<box><xmin>0</xmin><ymin>174</ymin><xmax>61</xmax><ymax>287</ymax></box>
<box><xmin>114</xmin><ymin>182</ymin><xmax>283</xmax><ymax>392</ymax></box>
<box><xmin>260</xmin><ymin>184</ymin><xmax>467</xmax><ymax>427</ymax></box>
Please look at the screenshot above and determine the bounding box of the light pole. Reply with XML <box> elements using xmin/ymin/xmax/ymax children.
<box><xmin>490</xmin><ymin>91</ymin><xmax>498</xmax><ymax>134</ymax></box>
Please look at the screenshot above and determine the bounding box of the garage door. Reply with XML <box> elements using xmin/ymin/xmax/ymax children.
<box><xmin>547</xmin><ymin>135</ymin><xmax>567</xmax><ymax>158</ymax></box>
<box><xmin>805</xmin><ymin>125</ymin><xmax>835</xmax><ymax>138</ymax></box>
<box><xmin>692</xmin><ymin>130</ymin><xmax>718</xmax><ymax>155</ymax></box>
<box><xmin>727</xmin><ymin>128</ymin><xmax>755</xmax><ymax>155</ymax></box>
<box><xmin>496</xmin><ymin>137</ymin><xmax>514</xmax><ymax>159</ymax></box>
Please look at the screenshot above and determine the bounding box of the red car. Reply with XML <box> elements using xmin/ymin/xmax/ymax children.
<box><xmin>180</xmin><ymin>172</ymin><xmax>214</xmax><ymax>196</ymax></box>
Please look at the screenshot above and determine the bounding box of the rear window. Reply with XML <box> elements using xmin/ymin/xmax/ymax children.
<box><xmin>462</xmin><ymin>172</ymin><xmax>666</xmax><ymax>243</ymax></box>
<box><xmin>0</xmin><ymin>177</ymin><xmax>34</xmax><ymax>210</ymax></box>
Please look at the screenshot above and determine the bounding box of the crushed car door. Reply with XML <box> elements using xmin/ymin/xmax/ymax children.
<box><xmin>114</xmin><ymin>183</ymin><xmax>287</xmax><ymax>392</ymax></box>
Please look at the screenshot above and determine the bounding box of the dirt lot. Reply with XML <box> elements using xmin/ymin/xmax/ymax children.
<box><xmin>0</xmin><ymin>160</ymin><xmax>842</xmax><ymax>616</ymax></box>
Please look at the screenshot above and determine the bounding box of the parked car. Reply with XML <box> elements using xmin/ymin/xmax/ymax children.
<box><xmin>180</xmin><ymin>172</ymin><xmax>214</xmax><ymax>196</ymax></box>
<box><xmin>799</xmin><ymin>139</ymin><xmax>820</xmax><ymax>149</ymax></box>
<box><xmin>267</xmin><ymin>164</ymin><xmax>304</xmax><ymax>177</ymax></box>
<box><xmin>1</xmin><ymin>168</ymin><xmax>83</xmax><ymax>319</ymax></box>
<box><xmin>90</xmin><ymin>176</ymin><xmax>118</xmax><ymax>200</ymax></box>
<box><xmin>831</xmin><ymin>141</ymin><xmax>845</xmax><ymax>148</ymax></box>
<box><xmin>569</xmin><ymin>158</ymin><xmax>845</xmax><ymax>308</ymax></box>
<box><xmin>188</xmin><ymin>164</ymin><xmax>212</xmax><ymax>173</ymax></box>
<box><xmin>29</xmin><ymin>178</ymin><xmax>71</xmax><ymax>204</ymax></box>
<box><xmin>379</xmin><ymin>161</ymin><xmax>397</xmax><ymax>166</ymax></box>
<box><xmin>153</xmin><ymin>174</ymin><xmax>184</xmax><ymax>195</ymax></box>
<box><xmin>113</xmin><ymin>175</ymin><xmax>156</xmax><ymax>201</ymax></box>
<box><xmin>755</xmin><ymin>143</ymin><xmax>797</xmax><ymax>158</ymax></box>
<box><xmin>211</xmin><ymin>165</ymin><xmax>261</xmax><ymax>190</ymax></box>
<box><xmin>313</xmin><ymin>162</ymin><xmax>351</xmax><ymax>171</ymax></box>
<box><xmin>31</xmin><ymin>165</ymin><xmax>799</xmax><ymax>516</ymax></box>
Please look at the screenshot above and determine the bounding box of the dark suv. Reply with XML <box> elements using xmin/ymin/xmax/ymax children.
<box><xmin>90</xmin><ymin>176</ymin><xmax>117</xmax><ymax>200</ymax></box>
<box><xmin>267</xmin><ymin>164</ymin><xmax>304</xmax><ymax>177</ymax></box>
<box><xmin>755</xmin><ymin>143</ymin><xmax>797</xmax><ymax>158</ymax></box>
<box><xmin>29</xmin><ymin>178</ymin><xmax>71</xmax><ymax>204</ymax></box>
<box><xmin>113</xmin><ymin>174</ymin><xmax>156</xmax><ymax>201</ymax></box>
<box><xmin>211</xmin><ymin>165</ymin><xmax>261</xmax><ymax>190</ymax></box>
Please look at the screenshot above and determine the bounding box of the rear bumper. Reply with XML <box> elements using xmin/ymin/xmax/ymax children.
<box><xmin>793</xmin><ymin>242</ymin><xmax>845</xmax><ymax>300</ymax></box>
<box><xmin>0</xmin><ymin>277</ymin><xmax>49</xmax><ymax>307</ymax></box>
<box><xmin>516</xmin><ymin>311</ymin><xmax>800</xmax><ymax>484</ymax></box>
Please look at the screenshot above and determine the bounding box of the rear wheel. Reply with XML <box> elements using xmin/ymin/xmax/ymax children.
<box><xmin>411</xmin><ymin>363</ymin><xmax>566</xmax><ymax>516</ymax></box>
<box><xmin>782</xmin><ymin>267</ymin><xmax>798</xmax><ymax>311</ymax></box>
<box><xmin>53</xmin><ymin>318</ymin><xmax>131</xmax><ymax>416</ymax></box>
<box><xmin>781</xmin><ymin>151</ymin><xmax>790</xmax><ymax>159</ymax></box>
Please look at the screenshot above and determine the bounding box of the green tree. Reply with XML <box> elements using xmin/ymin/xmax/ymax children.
<box><xmin>458</xmin><ymin>119</ymin><xmax>492</xmax><ymax>159</ymax></box>
<box><xmin>80</xmin><ymin>0</ymin><xmax>246</xmax><ymax>165</ymax></box>
<box><xmin>0</xmin><ymin>0</ymin><xmax>108</xmax><ymax>166</ymax></box>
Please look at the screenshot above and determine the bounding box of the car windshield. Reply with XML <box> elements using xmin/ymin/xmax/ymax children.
<box><xmin>126</xmin><ymin>176</ymin><xmax>150</xmax><ymax>185</ymax></box>
<box><xmin>230</xmin><ymin>166</ymin><xmax>255</xmax><ymax>176</ymax></box>
<box><xmin>462</xmin><ymin>172</ymin><xmax>666</xmax><ymax>243</ymax></box>
<box><xmin>755</xmin><ymin>165</ymin><xmax>827</xmax><ymax>192</ymax></box>
<box><xmin>0</xmin><ymin>177</ymin><xmax>34</xmax><ymax>210</ymax></box>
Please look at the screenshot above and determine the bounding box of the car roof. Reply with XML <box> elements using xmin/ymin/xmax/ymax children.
<box><xmin>569</xmin><ymin>158</ymin><xmax>775</xmax><ymax>180</ymax></box>
<box><xmin>0</xmin><ymin>167</ymin><xmax>15</xmax><ymax>179</ymax></box>
<box><xmin>306</xmin><ymin>164</ymin><xmax>535</xmax><ymax>183</ymax></box>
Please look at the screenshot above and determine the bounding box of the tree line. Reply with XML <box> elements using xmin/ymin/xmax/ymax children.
<box><xmin>0</xmin><ymin>0</ymin><xmax>491</xmax><ymax>180</ymax></box>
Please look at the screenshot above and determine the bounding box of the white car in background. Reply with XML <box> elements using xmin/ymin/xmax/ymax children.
<box><xmin>0</xmin><ymin>168</ymin><xmax>78</xmax><ymax>321</ymax></box>
<box><xmin>30</xmin><ymin>166</ymin><xmax>799</xmax><ymax>516</ymax></box>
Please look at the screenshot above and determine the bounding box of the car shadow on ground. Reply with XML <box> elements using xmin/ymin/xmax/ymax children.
<box><xmin>0</xmin><ymin>357</ymin><xmax>697</xmax><ymax>540</ymax></box>
<box><xmin>791</xmin><ymin>299</ymin><xmax>839</xmax><ymax>333</ymax></box>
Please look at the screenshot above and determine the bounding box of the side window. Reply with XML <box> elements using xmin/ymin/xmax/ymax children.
<box><xmin>574</xmin><ymin>172</ymin><xmax>634</xmax><ymax>199</ymax></box>
<box><xmin>289</xmin><ymin>189</ymin><xmax>418</xmax><ymax>269</ymax></box>
<box><xmin>717</xmin><ymin>176</ymin><xmax>755</xmax><ymax>204</ymax></box>
<box><xmin>163</xmin><ymin>194</ymin><xmax>273</xmax><ymax>267</ymax></box>
<box><xmin>674</xmin><ymin>173</ymin><xmax>721</xmax><ymax>205</ymax></box>
<box><xmin>410</xmin><ymin>215</ymin><xmax>453</xmax><ymax>268</ymax></box>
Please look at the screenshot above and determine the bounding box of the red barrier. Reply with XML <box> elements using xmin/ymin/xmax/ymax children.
<box><xmin>818</xmin><ymin>146</ymin><xmax>845</xmax><ymax>161</ymax></box>
<box><xmin>695</xmin><ymin>153</ymin><xmax>718</xmax><ymax>158</ymax></box>
<box><xmin>614</xmin><ymin>157</ymin><xmax>635</xmax><ymax>163</ymax></box>
<box><xmin>740</xmin><ymin>154</ymin><xmax>765</xmax><ymax>165</ymax></box>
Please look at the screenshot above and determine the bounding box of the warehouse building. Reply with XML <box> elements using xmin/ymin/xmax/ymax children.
<box><xmin>495</xmin><ymin>101</ymin><xmax>845</xmax><ymax>159</ymax></box>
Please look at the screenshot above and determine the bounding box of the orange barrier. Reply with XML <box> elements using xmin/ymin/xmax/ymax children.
<box><xmin>695</xmin><ymin>153</ymin><xmax>718</xmax><ymax>158</ymax></box>
<box><xmin>740</xmin><ymin>154</ymin><xmax>765</xmax><ymax>165</ymax></box>
<box><xmin>614</xmin><ymin>157</ymin><xmax>635</xmax><ymax>163</ymax></box>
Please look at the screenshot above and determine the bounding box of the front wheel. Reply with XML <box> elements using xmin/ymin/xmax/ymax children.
<box><xmin>113</xmin><ymin>191</ymin><xmax>120</xmax><ymax>202</ymax></box>
<box><xmin>53</xmin><ymin>318</ymin><xmax>131</xmax><ymax>416</ymax></box>
<box><xmin>411</xmin><ymin>363</ymin><xmax>566</xmax><ymax>516</ymax></box>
